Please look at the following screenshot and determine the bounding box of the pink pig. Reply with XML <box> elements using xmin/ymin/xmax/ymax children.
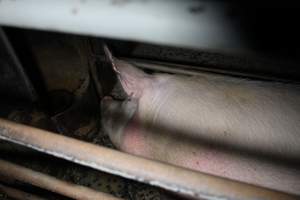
<box><xmin>101</xmin><ymin>47</ymin><xmax>300</xmax><ymax>195</ymax></box>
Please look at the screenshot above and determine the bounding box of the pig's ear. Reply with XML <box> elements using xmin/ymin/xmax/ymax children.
<box><xmin>103</xmin><ymin>44</ymin><xmax>150</xmax><ymax>99</ymax></box>
<box><xmin>103</xmin><ymin>44</ymin><xmax>121</xmax><ymax>75</ymax></box>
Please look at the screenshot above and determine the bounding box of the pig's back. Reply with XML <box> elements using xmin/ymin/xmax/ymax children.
<box><xmin>139</xmin><ymin>74</ymin><xmax>300</xmax><ymax>160</ymax></box>
<box><xmin>119</xmin><ymin>72</ymin><xmax>300</xmax><ymax>194</ymax></box>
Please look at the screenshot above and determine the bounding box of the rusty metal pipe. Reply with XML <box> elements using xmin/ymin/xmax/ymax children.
<box><xmin>0</xmin><ymin>184</ymin><xmax>46</xmax><ymax>200</ymax></box>
<box><xmin>0</xmin><ymin>118</ymin><xmax>298</xmax><ymax>200</ymax></box>
<box><xmin>0</xmin><ymin>159</ymin><xmax>121</xmax><ymax>200</ymax></box>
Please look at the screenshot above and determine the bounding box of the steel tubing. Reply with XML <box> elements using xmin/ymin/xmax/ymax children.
<box><xmin>0</xmin><ymin>118</ymin><xmax>298</xmax><ymax>200</ymax></box>
<box><xmin>0</xmin><ymin>184</ymin><xmax>46</xmax><ymax>200</ymax></box>
<box><xmin>0</xmin><ymin>159</ymin><xmax>121</xmax><ymax>200</ymax></box>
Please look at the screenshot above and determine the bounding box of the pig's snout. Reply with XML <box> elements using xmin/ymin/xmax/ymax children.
<box><xmin>101</xmin><ymin>97</ymin><xmax>138</xmax><ymax>148</ymax></box>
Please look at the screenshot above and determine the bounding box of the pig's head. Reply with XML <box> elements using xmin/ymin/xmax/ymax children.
<box><xmin>100</xmin><ymin>45</ymin><xmax>153</xmax><ymax>148</ymax></box>
<box><xmin>101</xmin><ymin>96</ymin><xmax>138</xmax><ymax>148</ymax></box>
<box><xmin>113</xmin><ymin>59</ymin><xmax>150</xmax><ymax>99</ymax></box>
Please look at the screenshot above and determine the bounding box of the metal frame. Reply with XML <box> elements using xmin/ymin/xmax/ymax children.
<box><xmin>0</xmin><ymin>159</ymin><xmax>120</xmax><ymax>200</ymax></box>
<box><xmin>0</xmin><ymin>119</ymin><xmax>297</xmax><ymax>200</ymax></box>
<box><xmin>0</xmin><ymin>0</ymin><xmax>245</xmax><ymax>53</ymax></box>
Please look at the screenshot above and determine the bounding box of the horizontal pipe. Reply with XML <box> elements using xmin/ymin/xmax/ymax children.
<box><xmin>0</xmin><ymin>0</ymin><xmax>245</xmax><ymax>54</ymax></box>
<box><xmin>0</xmin><ymin>119</ymin><xmax>297</xmax><ymax>200</ymax></box>
<box><xmin>94</xmin><ymin>55</ymin><xmax>291</xmax><ymax>82</ymax></box>
<box><xmin>0</xmin><ymin>159</ymin><xmax>121</xmax><ymax>200</ymax></box>
<box><xmin>123</xmin><ymin>57</ymin><xmax>293</xmax><ymax>82</ymax></box>
<box><xmin>0</xmin><ymin>184</ymin><xmax>46</xmax><ymax>200</ymax></box>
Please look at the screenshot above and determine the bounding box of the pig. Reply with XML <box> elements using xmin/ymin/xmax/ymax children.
<box><xmin>101</xmin><ymin>47</ymin><xmax>300</xmax><ymax>195</ymax></box>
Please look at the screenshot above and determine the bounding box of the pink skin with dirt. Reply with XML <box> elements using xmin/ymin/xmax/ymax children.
<box><xmin>101</xmin><ymin>50</ymin><xmax>300</xmax><ymax>195</ymax></box>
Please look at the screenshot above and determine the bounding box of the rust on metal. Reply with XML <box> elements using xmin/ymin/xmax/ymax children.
<box><xmin>0</xmin><ymin>159</ymin><xmax>121</xmax><ymax>200</ymax></box>
<box><xmin>0</xmin><ymin>118</ymin><xmax>298</xmax><ymax>200</ymax></box>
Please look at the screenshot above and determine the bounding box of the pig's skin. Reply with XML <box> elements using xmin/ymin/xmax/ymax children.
<box><xmin>101</xmin><ymin>59</ymin><xmax>300</xmax><ymax>195</ymax></box>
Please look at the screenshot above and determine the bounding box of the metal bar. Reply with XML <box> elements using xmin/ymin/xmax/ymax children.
<box><xmin>0</xmin><ymin>28</ymin><xmax>37</xmax><ymax>101</ymax></box>
<box><xmin>0</xmin><ymin>0</ymin><xmax>245</xmax><ymax>54</ymax></box>
<box><xmin>122</xmin><ymin>57</ymin><xmax>293</xmax><ymax>82</ymax></box>
<box><xmin>0</xmin><ymin>184</ymin><xmax>46</xmax><ymax>200</ymax></box>
<box><xmin>0</xmin><ymin>159</ymin><xmax>121</xmax><ymax>200</ymax></box>
<box><xmin>93</xmin><ymin>55</ymin><xmax>292</xmax><ymax>82</ymax></box>
<box><xmin>0</xmin><ymin>119</ymin><xmax>297</xmax><ymax>200</ymax></box>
